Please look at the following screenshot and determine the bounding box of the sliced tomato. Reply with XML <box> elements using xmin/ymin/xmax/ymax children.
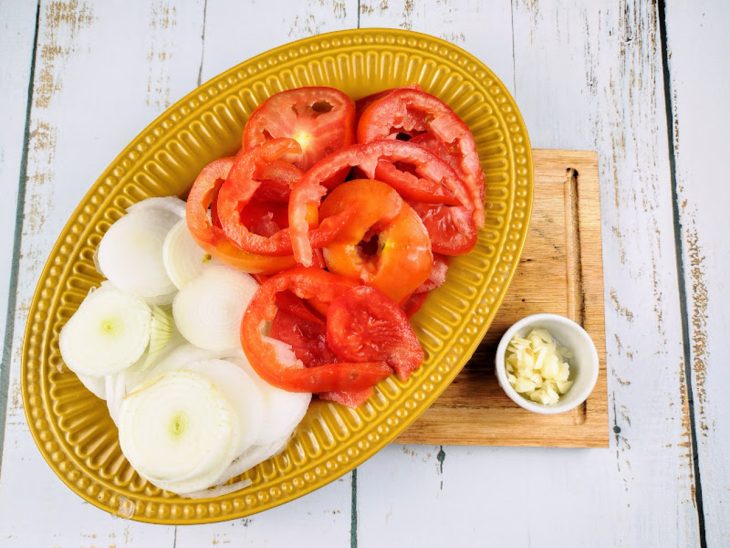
<box><xmin>185</xmin><ymin>157</ymin><xmax>296</xmax><ymax>273</ymax></box>
<box><xmin>410</xmin><ymin>201</ymin><xmax>477</xmax><ymax>255</ymax></box>
<box><xmin>241</xmin><ymin>268</ymin><xmax>392</xmax><ymax>393</ymax></box>
<box><xmin>357</xmin><ymin>88</ymin><xmax>485</xmax><ymax>228</ymax></box>
<box><xmin>355</xmin><ymin>85</ymin><xmax>422</xmax><ymax>119</ymax></box>
<box><xmin>218</xmin><ymin>139</ymin><xmax>351</xmax><ymax>256</ymax></box>
<box><xmin>275</xmin><ymin>290</ymin><xmax>324</xmax><ymax>325</ymax></box>
<box><xmin>288</xmin><ymin>140</ymin><xmax>475</xmax><ymax>265</ymax></box>
<box><xmin>320</xmin><ymin>179</ymin><xmax>433</xmax><ymax>303</ymax></box>
<box><xmin>243</xmin><ymin>87</ymin><xmax>356</xmax><ymax>173</ymax></box>
<box><xmin>319</xmin><ymin>388</ymin><xmax>373</xmax><ymax>408</ymax></box>
<box><xmin>415</xmin><ymin>254</ymin><xmax>449</xmax><ymax>293</ymax></box>
<box><xmin>401</xmin><ymin>291</ymin><xmax>428</xmax><ymax>318</ymax></box>
<box><xmin>326</xmin><ymin>286</ymin><xmax>424</xmax><ymax>381</ymax></box>
<box><xmin>272</xmin><ymin>291</ymin><xmax>371</xmax><ymax>406</ymax></box>
<box><xmin>253</xmin><ymin>158</ymin><xmax>302</xmax><ymax>203</ymax></box>
<box><xmin>238</xmin><ymin>199</ymin><xmax>289</xmax><ymax>237</ymax></box>
<box><xmin>400</xmin><ymin>254</ymin><xmax>449</xmax><ymax>317</ymax></box>
<box><xmin>270</xmin><ymin>304</ymin><xmax>335</xmax><ymax>368</ymax></box>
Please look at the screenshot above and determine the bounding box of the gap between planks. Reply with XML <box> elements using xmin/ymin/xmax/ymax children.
<box><xmin>657</xmin><ymin>0</ymin><xmax>706</xmax><ymax>545</ymax></box>
<box><xmin>0</xmin><ymin>0</ymin><xmax>41</xmax><ymax>476</ymax></box>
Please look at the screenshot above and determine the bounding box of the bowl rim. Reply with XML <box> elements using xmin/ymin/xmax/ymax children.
<box><xmin>494</xmin><ymin>313</ymin><xmax>599</xmax><ymax>415</ymax></box>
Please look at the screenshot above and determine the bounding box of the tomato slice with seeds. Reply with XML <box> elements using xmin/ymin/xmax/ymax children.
<box><xmin>357</xmin><ymin>88</ymin><xmax>485</xmax><ymax>228</ymax></box>
<box><xmin>289</xmin><ymin>140</ymin><xmax>475</xmax><ymax>266</ymax></box>
<box><xmin>320</xmin><ymin>179</ymin><xmax>433</xmax><ymax>303</ymax></box>
<box><xmin>243</xmin><ymin>87</ymin><xmax>356</xmax><ymax>173</ymax></box>
<box><xmin>218</xmin><ymin>139</ymin><xmax>352</xmax><ymax>256</ymax></box>
<box><xmin>326</xmin><ymin>285</ymin><xmax>424</xmax><ymax>381</ymax></box>
<box><xmin>185</xmin><ymin>157</ymin><xmax>296</xmax><ymax>273</ymax></box>
<box><xmin>241</xmin><ymin>268</ymin><xmax>393</xmax><ymax>393</ymax></box>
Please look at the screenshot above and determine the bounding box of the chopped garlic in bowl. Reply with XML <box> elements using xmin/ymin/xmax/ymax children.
<box><xmin>505</xmin><ymin>328</ymin><xmax>573</xmax><ymax>405</ymax></box>
<box><xmin>494</xmin><ymin>314</ymin><xmax>599</xmax><ymax>415</ymax></box>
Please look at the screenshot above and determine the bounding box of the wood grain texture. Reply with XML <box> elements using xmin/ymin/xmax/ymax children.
<box><xmin>665</xmin><ymin>1</ymin><xmax>730</xmax><ymax>545</ymax></box>
<box><xmin>357</xmin><ymin>1</ymin><xmax>701</xmax><ymax>547</ymax></box>
<box><xmin>399</xmin><ymin>149</ymin><xmax>608</xmax><ymax>447</ymax></box>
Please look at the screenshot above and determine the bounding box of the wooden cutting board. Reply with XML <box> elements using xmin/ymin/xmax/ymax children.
<box><xmin>399</xmin><ymin>149</ymin><xmax>609</xmax><ymax>448</ymax></box>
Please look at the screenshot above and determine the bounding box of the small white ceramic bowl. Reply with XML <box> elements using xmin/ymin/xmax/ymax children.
<box><xmin>495</xmin><ymin>313</ymin><xmax>599</xmax><ymax>414</ymax></box>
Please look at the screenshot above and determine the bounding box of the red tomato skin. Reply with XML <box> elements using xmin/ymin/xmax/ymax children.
<box><xmin>185</xmin><ymin>157</ymin><xmax>296</xmax><ymax>273</ymax></box>
<box><xmin>410</xmin><ymin>201</ymin><xmax>477</xmax><ymax>255</ymax></box>
<box><xmin>289</xmin><ymin>140</ymin><xmax>475</xmax><ymax>266</ymax></box>
<box><xmin>218</xmin><ymin>139</ymin><xmax>351</xmax><ymax>256</ymax></box>
<box><xmin>401</xmin><ymin>291</ymin><xmax>429</xmax><ymax>318</ymax></box>
<box><xmin>319</xmin><ymin>179</ymin><xmax>433</xmax><ymax>303</ymax></box>
<box><xmin>326</xmin><ymin>285</ymin><xmax>424</xmax><ymax>381</ymax></box>
<box><xmin>243</xmin><ymin>87</ymin><xmax>356</xmax><ymax>174</ymax></box>
<box><xmin>357</xmin><ymin>88</ymin><xmax>485</xmax><ymax>228</ymax></box>
<box><xmin>270</xmin><ymin>306</ymin><xmax>336</xmax><ymax>368</ymax></box>
<box><xmin>272</xmin><ymin>291</ymin><xmax>372</xmax><ymax>406</ymax></box>
<box><xmin>355</xmin><ymin>85</ymin><xmax>422</xmax><ymax>119</ymax></box>
<box><xmin>241</xmin><ymin>268</ymin><xmax>393</xmax><ymax>393</ymax></box>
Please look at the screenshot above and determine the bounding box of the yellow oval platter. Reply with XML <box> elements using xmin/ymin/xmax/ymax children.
<box><xmin>22</xmin><ymin>28</ymin><xmax>533</xmax><ymax>524</ymax></box>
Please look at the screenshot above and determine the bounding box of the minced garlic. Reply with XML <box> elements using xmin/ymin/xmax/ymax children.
<box><xmin>505</xmin><ymin>328</ymin><xmax>573</xmax><ymax>405</ymax></box>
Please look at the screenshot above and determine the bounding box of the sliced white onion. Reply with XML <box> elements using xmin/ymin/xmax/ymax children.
<box><xmin>173</xmin><ymin>266</ymin><xmax>259</xmax><ymax>352</ymax></box>
<box><xmin>182</xmin><ymin>359</ymin><xmax>264</xmax><ymax>456</ymax></box>
<box><xmin>127</xmin><ymin>196</ymin><xmax>186</xmax><ymax>218</ymax></box>
<box><xmin>183</xmin><ymin>437</ymin><xmax>289</xmax><ymax>498</ymax></box>
<box><xmin>232</xmin><ymin>354</ymin><xmax>311</xmax><ymax>446</ymax></box>
<box><xmin>77</xmin><ymin>373</ymin><xmax>106</xmax><ymax>399</ymax></box>
<box><xmin>105</xmin><ymin>372</ymin><xmax>126</xmax><ymax>424</ymax></box>
<box><xmin>118</xmin><ymin>370</ymin><xmax>240</xmax><ymax>494</ymax></box>
<box><xmin>163</xmin><ymin>218</ymin><xmax>220</xmax><ymax>290</ymax></box>
<box><xmin>121</xmin><ymin>330</ymin><xmax>188</xmax><ymax>392</ymax></box>
<box><xmin>182</xmin><ymin>478</ymin><xmax>253</xmax><ymax>499</ymax></box>
<box><xmin>215</xmin><ymin>437</ymin><xmax>289</xmax><ymax>486</ymax></box>
<box><xmin>97</xmin><ymin>207</ymin><xmax>180</xmax><ymax>303</ymax></box>
<box><xmin>138</xmin><ymin>342</ymin><xmax>222</xmax><ymax>378</ymax></box>
<box><xmin>60</xmin><ymin>284</ymin><xmax>152</xmax><ymax>377</ymax></box>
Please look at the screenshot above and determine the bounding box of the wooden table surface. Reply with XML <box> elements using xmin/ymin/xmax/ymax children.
<box><xmin>0</xmin><ymin>1</ymin><xmax>727</xmax><ymax>546</ymax></box>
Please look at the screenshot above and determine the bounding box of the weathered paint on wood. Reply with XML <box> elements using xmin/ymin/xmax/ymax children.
<box><xmin>0</xmin><ymin>1</ymin><xmax>194</xmax><ymax>545</ymax></box>
<box><xmin>174</xmin><ymin>3</ymin><xmax>359</xmax><ymax>545</ymax></box>
<box><xmin>665</xmin><ymin>1</ymin><xmax>730</xmax><ymax>545</ymax></box>
<box><xmin>0</xmin><ymin>0</ymin><xmax>38</xmax><ymax>445</ymax></box>
<box><xmin>0</xmin><ymin>0</ymin><xmax>724</xmax><ymax>546</ymax></box>
<box><xmin>356</xmin><ymin>1</ymin><xmax>701</xmax><ymax>546</ymax></box>
<box><xmin>0</xmin><ymin>2</ymin><xmax>356</xmax><ymax>546</ymax></box>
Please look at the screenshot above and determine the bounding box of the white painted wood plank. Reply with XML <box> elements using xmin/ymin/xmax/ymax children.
<box><xmin>198</xmin><ymin>0</ymin><xmax>357</xmax><ymax>83</ymax></box>
<box><xmin>0</xmin><ymin>1</ymin><xmax>205</xmax><ymax>546</ymax></box>
<box><xmin>358</xmin><ymin>0</ymin><xmax>515</xmax><ymax>92</ymax></box>
<box><xmin>0</xmin><ymin>0</ymin><xmax>37</xmax><ymax>410</ymax></box>
<box><xmin>175</xmin><ymin>2</ymin><xmax>359</xmax><ymax>546</ymax></box>
<box><xmin>357</xmin><ymin>2</ymin><xmax>700</xmax><ymax>546</ymax></box>
<box><xmin>665</xmin><ymin>1</ymin><xmax>730</xmax><ymax>545</ymax></box>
